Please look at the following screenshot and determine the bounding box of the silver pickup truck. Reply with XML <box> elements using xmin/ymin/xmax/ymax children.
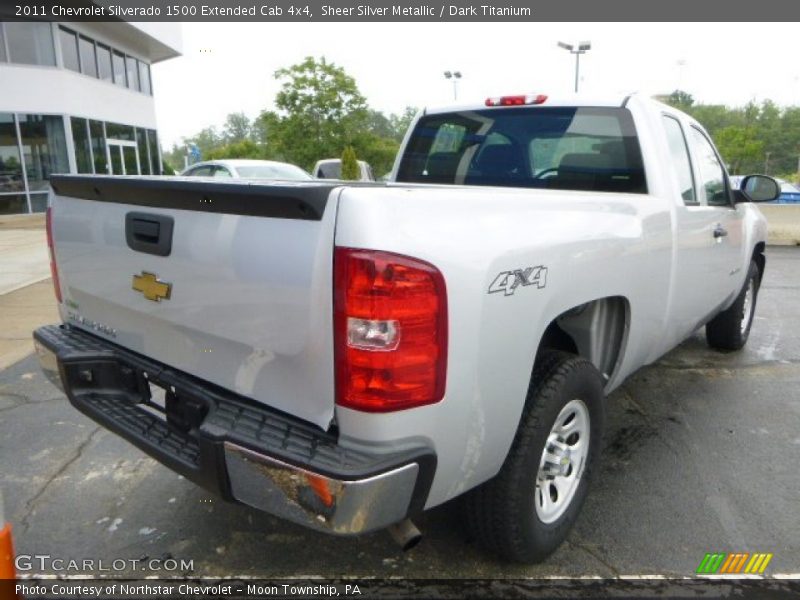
<box><xmin>34</xmin><ymin>93</ymin><xmax>779</xmax><ymax>563</ymax></box>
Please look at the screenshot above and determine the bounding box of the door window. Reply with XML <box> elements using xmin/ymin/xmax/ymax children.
<box><xmin>122</xmin><ymin>146</ymin><xmax>139</xmax><ymax>175</ymax></box>
<box><xmin>689</xmin><ymin>127</ymin><xmax>729</xmax><ymax>207</ymax></box>
<box><xmin>109</xmin><ymin>146</ymin><xmax>123</xmax><ymax>175</ymax></box>
<box><xmin>662</xmin><ymin>116</ymin><xmax>696</xmax><ymax>205</ymax></box>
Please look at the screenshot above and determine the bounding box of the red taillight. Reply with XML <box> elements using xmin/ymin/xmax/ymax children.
<box><xmin>334</xmin><ymin>248</ymin><xmax>448</xmax><ymax>412</ymax></box>
<box><xmin>485</xmin><ymin>94</ymin><xmax>548</xmax><ymax>107</ymax></box>
<box><xmin>45</xmin><ymin>207</ymin><xmax>62</xmax><ymax>303</ymax></box>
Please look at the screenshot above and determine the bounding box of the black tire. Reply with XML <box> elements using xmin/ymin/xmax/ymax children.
<box><xmin>706</xmin><ymin>260</ymin><xmax>761</xmax><ymax>351</ymax></box>
<box><xmin>463</xmin><ymin>350</ymin><xmax>605</xmax><ymax>563</ymax></box>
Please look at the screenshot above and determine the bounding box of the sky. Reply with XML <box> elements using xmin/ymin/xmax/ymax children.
<box><xmin>151</xmin><ymin>22</ymin><xmax>800</xmax><ymax>149</ymax></box>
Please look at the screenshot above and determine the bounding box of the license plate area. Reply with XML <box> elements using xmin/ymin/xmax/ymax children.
<box><xmin>143</xmin><ymin>375</ymin><xmax>208</xmax><ymax>433</ymax></box>
<box><xmin>140</xmin><ymin>381</ymin><xmax>168</xmax><ymax>423</ymax></box>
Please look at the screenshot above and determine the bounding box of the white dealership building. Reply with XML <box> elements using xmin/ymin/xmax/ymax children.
<box><xmin>0</xmin><ymin>21</ymin><xmax>181</xmax><ymax>214</ymax></box>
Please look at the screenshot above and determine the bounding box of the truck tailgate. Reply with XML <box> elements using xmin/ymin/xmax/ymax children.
<box><xmin>48</xmin><ymin>175</ymin><xmax>342</xmax><ymax>430</ymax></box>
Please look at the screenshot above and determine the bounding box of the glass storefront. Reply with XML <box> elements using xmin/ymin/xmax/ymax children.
<box><xmin>0</xmin><ymin>114</ymin><xmax>24</xmax><ymax>194</ymax></box>
<box><xmin>70</xmin><ymin>117</ymin><xmax>92</xmax><ymax>173</ymax></box>
<box><xmin>0</xmin><ymin>113</ymin><xmax>68</xmax><ymax>214</ymax></box>
<box><xmin>89</xmin><ymin>120</ymin><xmax>108</xmax><ymax>175</ymax></box>
<box><xmin>0</xmin><ymin>112</ymin><xmax>161</xmax><ymax>215</ymax></box>
<box><xmin>18</xmin><ymin>114</ymin><xmax>69</xmax><ymax>192</ymax></box>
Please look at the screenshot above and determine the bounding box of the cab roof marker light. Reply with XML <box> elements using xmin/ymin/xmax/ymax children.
<box><xmin>485</xmin><ymin>94</ymin><xmax>548</xmax><ymax>107</ymax></box>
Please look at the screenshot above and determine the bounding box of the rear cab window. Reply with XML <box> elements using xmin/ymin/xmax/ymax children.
<box><xmin>396</xmin><ymin>106</ymin><xmax>646</xmax><ymax>194</ymax></box>
<box><xmin>317</xmin><ymin>162</ymin><xmax>342</xmax><ymax>179</ymax></box>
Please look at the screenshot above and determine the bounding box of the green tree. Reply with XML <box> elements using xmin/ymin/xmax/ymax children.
<box><xmin>662</xmin><ymin>92</ymin><xmax>800</xmax><ymax>177</ymax></box>
<box><xmin>714</xmin><ymin>126</ymin><xmax>763</xmax><ymax>174</ymax></box>
<box><xmin>341</xmin><ymin>146</ymin><xmax>359</xmax><ymax>180</ymax></box>
<box><xmin>222</xmin><ymin>112</ymin><xmax>252</xmax><ymax>144</ymax></box>
<box><xmin>271</xmin><ymin>56</ymin><xmax>370</xmax><ymax>169</ymax></box>
<box><xmin>665</xmin><ymin>89</ymin><xmax>695</xmax><ymax>112</ymax></box>
<box><xmin>183</xmin><ymin>126</ymin><xmax>222</xmax><ymax>159</ymax></box>
<box><xmin>388</xmin><ymin>107</ymin><xmax>418</xmax><ymax>142</ymax></box>
<box><xmin>352</xmin><ymin>132</ymin><xmax>398</xmax><ymax>178</ymax></box>
<box><xmin>206</xmin><ymin>139</ymin><xmax>263</xmax><ymax>160</ymax></box>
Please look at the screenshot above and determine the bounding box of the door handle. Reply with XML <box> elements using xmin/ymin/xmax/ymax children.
<box><xmin>713</xmin><ymin>225</ymin><xmax>728</xmax><ymax>239</ymax></box>
<box><xmin>126</xmin><ymin>212</ymin><xmax>174</xmax><ymax>256</ymax></box>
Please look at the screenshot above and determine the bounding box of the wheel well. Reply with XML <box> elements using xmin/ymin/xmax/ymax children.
<box><xmin>752</xmin><ymin>242</ymin><xmax>766</xmax><ymax>283</ymax></box>
<box><xmin>536</xmin><ymin>297</ymin><xmax>629</xmax><ymax>382</ymax></box>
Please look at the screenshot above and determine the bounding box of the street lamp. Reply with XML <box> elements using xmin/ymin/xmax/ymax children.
<box><xmin>444</xmin><ymin>70</ymin><xmax>462</xmax><ymax>101</ymax></box>
<box><xmin>557</xmin><ymin>41</ymin><xmax>591</xmax><ymax>93</ymax></box>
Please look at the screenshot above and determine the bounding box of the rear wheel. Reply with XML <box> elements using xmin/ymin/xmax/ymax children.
<box><xmin>706</xmin><ymin>260</ymin><xmax>760</xmax><ymax>351</ymax></box>
<box><xmin>463</xmin><ymin>350</ymin><xmax>605</xmax><ymax>563</ymax></box>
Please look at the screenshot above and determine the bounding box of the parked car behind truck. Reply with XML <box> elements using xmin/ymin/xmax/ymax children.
<box><xmin>181</xmin><ymin>159</ymin><xmax>313</xmax><ymax>181</ymax></box>
<box><xmin>35</xmin><ymin>93</ymin><xmax>779</xmax><ymax>563</ymax></box>
<box><xmin>313</xmin><ymin>158</ymin><xmax>375</xmax><ymax>181</ymax></box>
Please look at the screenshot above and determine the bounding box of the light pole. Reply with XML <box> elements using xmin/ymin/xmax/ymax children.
<box><xmin>676</xmin><ymin>59</ymin><xmax>688</xmax><ymax>91</ymax></box>
<box><xmin>558</xmin><ymin>41</ymin><xmax>591</xmax><ymax>93</ymax></box>
<box><xmin>444</xmin><ymin>71</ymin><xmax>462</xmax><ymax>101</ymax></box>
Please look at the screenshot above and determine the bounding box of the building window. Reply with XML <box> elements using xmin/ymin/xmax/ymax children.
<box><xmin>5</xmin><ymin>22</ymin><xmax>56</xmax><ymax>66</ymax></box>
<box><xmin>147</xmin><ymin>130</ymin><xmax>161</xmax><ymax>174</ymax></box>
<box><xmin>18</xmin><ymin>114</ymin><xmax>69</xmax><ymax>193</ymax></box>
<box><xmin>58</xmin><ymin>27</ymin><xmax>80</xmax><ymax>72</ymax></box>
<box><xmin>71</xmin><ymin>117</ymin><xmax>93</xmax><ymax>173</ymax></box>
<box><xmin>112</xmin><ymin>50</ymin><xmax>127</xmax><ymax>87</ymax></box>
<box><xmin>125</xmin><ymin>56</ymin><xmax>140</xmax><ymax>92</ymax></box>
<box><xmin>135</xmin><ymin>128</ymin><xmax>151</xmax><ymax>175</ymax></box>
<box><xmin>0</xmin><ymin>194</ymin><xmax>27</xmax><ymax>215</ymax></box>
<box><xmin>30</xmin><ymin>193</ymin><xmax>49</xmax><ymax>212</ymax></box>
<box><xmin>78</xmin><ymin>35</ymin><xmax>97</xmax><ymax>78</ymax></box>
<box><xmin>106</xmin><ymin>122</ymin><xmax>136</xmax><ymax>142</ymax></box>
<box><xmin>138</xmin><ymin>61</ymin><xmax>152</xmax><ymax>95</ymax></box>
<box><xmin>89</xmin><ymin>120</ymin><xmax>108</xmax><ymax>174</ymax></box>
<box><xmin>0</xmin><ymin>24</ymin><xmax>7</xmax><ymax>62</ymax></box>
<box><xmin>0</xmin><ymin>114</ymin><xmax>24</xmax><ymax>196</ymax></box>
<box><xmin>48</xmin><ymin>26</ymin><xmax>154</xmax><ymax>94</ymax></box>
<box><xmin>96</xmin><ymin>43</ymin><xmax>113</xmax><ymax>83</ymax></box>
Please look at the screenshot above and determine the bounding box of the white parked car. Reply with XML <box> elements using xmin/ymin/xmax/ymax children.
<box><xmin>37</xmin><ymin>93</ymin><xmax>778</xmax><ymax>563</ymax></box>
<box><xmin>313</xmin><ymin>158</ymin><xmax>375</xmax><ymax>181</ymax></box>
<box><xmin>181</xmin><ymin>159</ymin><xmax>313</xmax><ymax>181</ymax></box>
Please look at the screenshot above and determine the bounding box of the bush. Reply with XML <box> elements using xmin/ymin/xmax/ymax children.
<box><xmin>341</xmin><ymin>146</ymin><xmax>359</xmax><ymax>180</ymax></box>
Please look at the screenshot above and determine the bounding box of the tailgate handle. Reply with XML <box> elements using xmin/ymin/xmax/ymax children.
<box><xmin>126</xmin><ymin>212</ymin><xmax>174</xmax><ymax>257</ymax></box>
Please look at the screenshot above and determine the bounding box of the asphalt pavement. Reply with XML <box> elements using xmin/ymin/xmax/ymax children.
<box><xmin>1</xmin><ymin>247</ymin><xmax>798</xmax><ymax>579</ymax></box>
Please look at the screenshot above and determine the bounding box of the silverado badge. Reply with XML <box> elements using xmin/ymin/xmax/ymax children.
<box><xmin>132</xmin><ymin>272</ymin><xmax>172</xmax><ymax>302</ymax></box>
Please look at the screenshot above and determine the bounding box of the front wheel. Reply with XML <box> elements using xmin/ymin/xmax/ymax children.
<box><xmin>463</xmin><ymin>350</ymin><xmax>605</xmax><ymax>563</ymax></box>
<box><xmin>706</xmin><ymin>260</ymin><xmax>761</xmax><ymax>351</ymax></box>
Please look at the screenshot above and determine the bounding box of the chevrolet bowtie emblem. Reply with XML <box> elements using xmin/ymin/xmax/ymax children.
<box><xmin>132</xmin><ymin>272</ymin><xmax>172</xmax><ymax>302</ymax></box>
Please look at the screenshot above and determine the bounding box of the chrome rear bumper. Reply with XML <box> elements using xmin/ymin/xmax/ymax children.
<box><xmin>225</xmin><ymin>443</ymin><xmax>420</xmax><ymax>533</ymax></box>
<box><xmin>34</xmin><ymin>324</ymin><xmax>435</xmax><ymax>535</ymax></box>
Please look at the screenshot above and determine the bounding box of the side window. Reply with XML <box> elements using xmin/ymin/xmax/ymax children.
<box><xmin>662</xmin><ymin>116</ymin><xmax>696</xmax><ymax>205</ymax></box>
<box><xmin>185</xmin><ymin>166</ymin><xmax>213</xmax><ymax>177</ymax></box>
<box><xmin>689</xmin><ymin>127</ymin><xmax>729</xmax><ymax>207</ymax></box>
<box><xmin>211</xmin><ymin>166</ymin><xmax>232</xmax><ymax>178</ymax></box>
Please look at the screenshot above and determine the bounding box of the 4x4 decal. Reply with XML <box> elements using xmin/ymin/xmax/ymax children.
<box><xmin>488</xmin><ymin>266</ymin><xmax>548</xmax><ymax>296</ymax></box>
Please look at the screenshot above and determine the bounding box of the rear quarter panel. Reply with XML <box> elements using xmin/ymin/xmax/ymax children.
<box><xmin>334</xmin><ymin>183</ymin><xmax>673</xmax><ymax>507</ymax></box>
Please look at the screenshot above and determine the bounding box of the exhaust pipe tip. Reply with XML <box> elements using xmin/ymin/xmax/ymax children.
<box><xmin>387</xmin><ymin>519</ymin><xmax>422</xmax><ymax>551</ymax></box>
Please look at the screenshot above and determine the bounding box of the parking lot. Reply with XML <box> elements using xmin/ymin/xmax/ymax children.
<box><xmin>1</xmin><ymin>247</ymin><xmax>798</xmax><ymax>579</ymax></box>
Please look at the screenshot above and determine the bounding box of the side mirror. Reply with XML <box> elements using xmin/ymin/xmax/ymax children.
<box><xmin>734</xmin><ymin>174</ymin><xmax>780</xmax><ymax>203</ymax></box>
